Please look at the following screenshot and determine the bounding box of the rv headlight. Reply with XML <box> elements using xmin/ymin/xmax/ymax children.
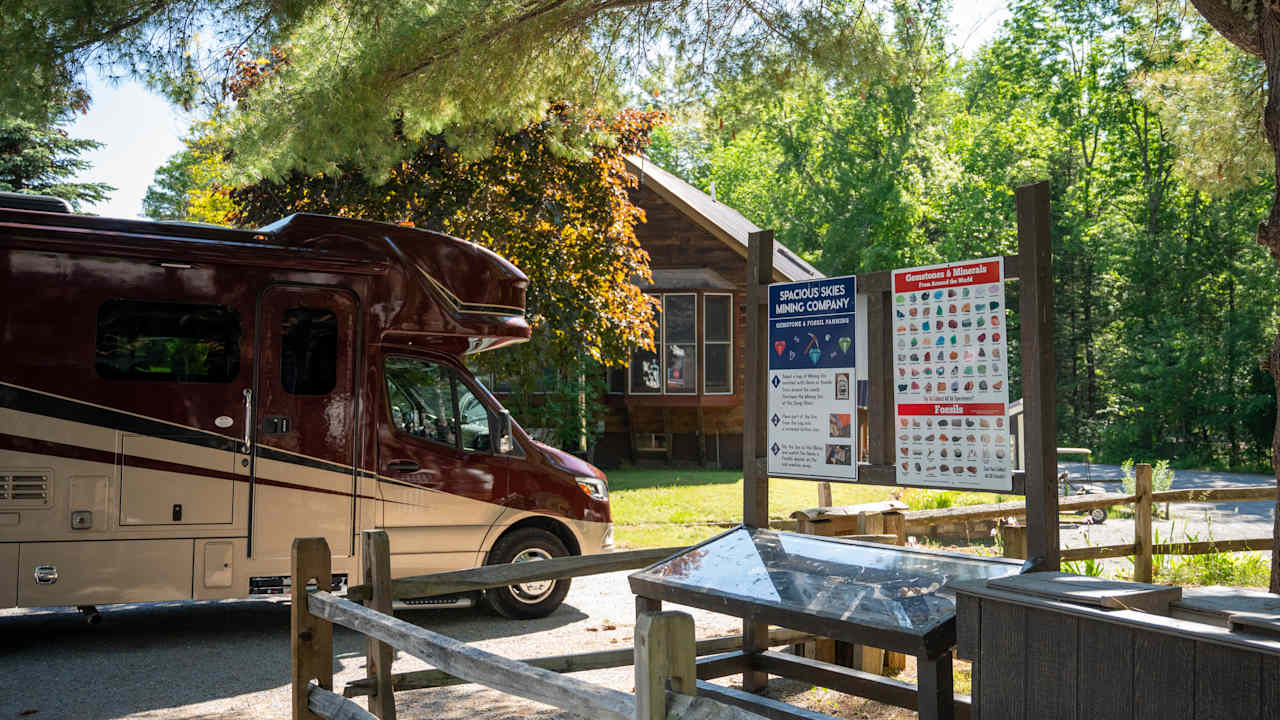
<box><xmin>575</xmin><ymin>476</ymin><xmax>608</xmax><ymax>502</ymax></box>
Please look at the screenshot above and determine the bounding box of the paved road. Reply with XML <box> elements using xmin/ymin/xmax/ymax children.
<box><xmin>1056</xmin><ymin>462</ymin><xmax>1275</xmax><ymax>553</ymax></box>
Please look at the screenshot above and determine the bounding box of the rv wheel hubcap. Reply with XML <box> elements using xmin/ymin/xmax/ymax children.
<box><xmin>510</xmin><ymin>548</ymin><xmax>554</xmax><ymax>603</ymax></box>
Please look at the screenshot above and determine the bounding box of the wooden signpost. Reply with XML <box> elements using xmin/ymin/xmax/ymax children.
<box><xmin>739</xmin><ymin>181</ymin><xmax>1059</xmax><ymax>701</ymax></box>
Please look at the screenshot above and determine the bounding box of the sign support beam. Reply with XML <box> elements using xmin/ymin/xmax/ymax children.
<box><xmin>1016</xmin><ymin>180</ymin><xmax>1059</xmax><ymax>570</ymax></box>
<box><xmin>742</xmin><ymin>229</ymin><xmax>774</xmax><ymax>692</ymax></box>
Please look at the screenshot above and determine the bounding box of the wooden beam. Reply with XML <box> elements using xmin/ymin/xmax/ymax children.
<box><xmin>360</xmin><ymin>531</ymin><xmax>396</xmax><ymax>719</ymax></box>
<box><xmin>696</xmin><ymin>681</ymin><xmax>843</xmax><ymax>720</ymax></box>
<box><xmin>903</xmin><ymin>492</ymin><xmax>1134</xmax><ymax>525</ymax></box>
<box><xmin>743</xmin><ymin>228</ymin><xmax>774</xmax><ymax>693</ymax></box>
<box><xmin>1061</xmin><ymin>537</ymin><xmax>1274</xmax><ymax>563</ymax></box>
<box><xmin>347</xmin><ymin>546</ymin><xmax>686</xmax><ymax>603</ymax></box>
<box><xmin>1134</xmin><ymin>463</ymin><xmax>1154</xmax><ymax>583</ymax></box>
<box><xmin>308</xmin><ymin>684</ymin><xmax>378</xmax><ymax>720</ymax></box>
<box><xmin>866</xmin><ymin>291</ymin><xmax>894</xmax><ymax>467</ymax></box>
<box><xmin>636</xmin><ymin>611</ymin><xmax>698</xmax><ymax>720</ymax></box>
<box><xmin>696</xmin><ymin>650</ymin><xmax>754</xmax><ymax>679</ymax></box>
<box><xmin>1016</xmin><ymin>180</ymin><xmax>1059</xmax><ymax>569</ymax></box>
<box><xmin>308</xmin><ymin>591</ymin><xmax>636</xmax><ymax>720</ymax></box>
<box><xmin>343</xmin><ymin>630</ymin><xmax>816</xmax><ymax>697</ymax></box>
<box><xmin>752</xmin><ymin>652</ymin><xmax>972</xmax><ymax>720</ymax></box>
<box><xmin>1151</xmin><ymin>486</ymin><xmax>1278</xmax><ymax>503</ymax></box>
<box><xmin>293</xmin><ymin>538</ymin><xmax>334</xmax><ymax>720</ymax></box>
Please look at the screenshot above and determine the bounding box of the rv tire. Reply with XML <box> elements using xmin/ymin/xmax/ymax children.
<box><xmin>483</xmin><ymin>527</ymin><xmax>572</xmax><ymax>619</ymax></box>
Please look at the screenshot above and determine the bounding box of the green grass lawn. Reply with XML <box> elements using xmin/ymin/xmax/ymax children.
<box><xmin>606</xmin><ymin>467</ymin><xmax>1014</xmax><ymax>548</ymax></box>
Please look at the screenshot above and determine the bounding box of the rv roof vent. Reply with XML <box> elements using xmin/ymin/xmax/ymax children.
<box><xmin>0</xmin><ymin>191</ymin><xmax>72</xmax><ymax>214</ymax></box>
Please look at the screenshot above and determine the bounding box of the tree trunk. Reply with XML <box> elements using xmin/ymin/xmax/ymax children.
<box><xmin>1270</xmin><ymin>333</ymin><xmax>1280</xmax><ymax>594</ymax></box>
<box><xmin>1258</xmin><ymin>5</ymin><xmax>1280</xmax><ymax>596</ymax></box>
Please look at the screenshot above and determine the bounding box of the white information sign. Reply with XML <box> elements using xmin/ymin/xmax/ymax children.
<box><xmin>767</xmin><ymin>276</ymin><xmax>858</xmax><ymax>482</ymax></box>
<box><xmin>891</xmin><ymin>258</ymin><xmax>1012</xmax><ymax>491</ymax></box>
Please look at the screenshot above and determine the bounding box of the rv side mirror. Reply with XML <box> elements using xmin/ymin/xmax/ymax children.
<box><xmin>496</xmin><ymin>409</ymin><xmax>514</xmax><ymax>454</ymax></box>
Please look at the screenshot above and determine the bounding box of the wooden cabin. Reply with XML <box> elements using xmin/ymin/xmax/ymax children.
<box><xmin>592</xmin><ymin>157</ymin><xmax>867</xmax><ymax>469</ymax></box>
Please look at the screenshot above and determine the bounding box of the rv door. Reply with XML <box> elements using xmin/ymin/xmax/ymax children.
<box><xmin>250</xmin><ymin>285</ymin><xmax>360</xmax><ymax>559</ymax></box>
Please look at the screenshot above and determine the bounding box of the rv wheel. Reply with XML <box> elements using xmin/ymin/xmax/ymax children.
<box><xmin>483</xmin><ymin>528</ymin><xmax>572</xmax><ymax>619</ymax></box>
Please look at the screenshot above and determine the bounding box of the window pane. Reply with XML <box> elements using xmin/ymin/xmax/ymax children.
<box><xmin>705</xmin><ymin>295</ymin><xmax>731</xmax><ymax>342</ymax></box>
<box><xmin>384</xmin><ymin>356</ymin><xmax>456</xmax><ymax>446</ymax></box>
<box><xmin>456</xmin><ymin>381</ymin><xmax>494</xmax><ymax>452</ymax></box>
<box><xmin>705</xmin><ymin>343</ymin><xmax>731</xmax><ymax>393</ymax></box>
<box><xmin>96</xmin><ymin>300</ymin><xmax>240</xmax><ymax>382</ymax></box>
<box><xmin>666</xmin><ymin>342</ymin><xmax>696</xmax><ymax>393</ymax></box>
<box><xmin>630</xmin><ymin>345</ymin><xmax>662</xmax><ymax>393</ymax></box>
<box><xmin>607</xmin><ymin>367</ymin><xmax>626</xmax><ymax>394</ymax></box>
<box><xmin>281</xmin><ymin>308</ymin><xmax>337</xmax><ymax>395</ymax></box>
<box><xmin>664</xmin><ymin>295</ymin><xmax>696</xmax><ymax>343</ymax></box>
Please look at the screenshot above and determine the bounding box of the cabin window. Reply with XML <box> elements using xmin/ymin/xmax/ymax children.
<box><xmin>628</xmin><ymin>313</ymin><xmax>662</xmax><ymax>395</ymax></box>
<box><xmin>704</xmin><ymin>294</ymin><xmax>733</xmax><ymax>394</ymax></box>
<box><xmin>663</xmin><ymin>294</ymin><xmax>697</xmax><ymax>394</ymax></box>
<box><xmin>96</xmin><ymin>300</ymin><xmax>240</xmax><ymax>383</ymax></box>
<box><xmin>281</xmin><ymin>308</ymin><xmax>337</xmax><ymax>395</ymax></box>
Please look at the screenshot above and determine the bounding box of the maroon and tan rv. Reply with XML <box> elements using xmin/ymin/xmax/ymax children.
<box><xmin>0</xmin><ymin>193</ymin><xmax>611</xmax><ymax>620</ymax></box>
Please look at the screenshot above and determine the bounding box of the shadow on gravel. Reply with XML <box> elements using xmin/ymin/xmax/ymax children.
<box><xmin>0</xmin><ymin>596</ymin><xmax>589</xmax><ymax>718</ymax></box>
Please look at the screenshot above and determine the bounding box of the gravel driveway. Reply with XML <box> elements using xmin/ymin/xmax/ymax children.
<box><xmin>0</xmin><ymin>572</ymin><xmax>748</xmax><ymax>720</ymax></box>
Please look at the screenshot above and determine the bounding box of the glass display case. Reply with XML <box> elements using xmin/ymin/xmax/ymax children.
<box><xmin>630</xmin><ymin>526</ymin><xmax>1023</xmax><ymax>720</ymax></box>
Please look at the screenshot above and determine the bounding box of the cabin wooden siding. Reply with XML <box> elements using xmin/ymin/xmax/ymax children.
<box><xmin>594</xmin><ymin>184</ymin><xmax>774</xmax><ymax>469</ymax></box>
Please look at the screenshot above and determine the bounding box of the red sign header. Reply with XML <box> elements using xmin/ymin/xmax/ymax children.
<box><xmin>894</xmin><ymin>259</ymin><xmax>1001</xmax><ymax>292</ymax></box>
<box><xmin>897</xmin><ymin>403</ymin><xmax>1006</xmax><ymax>416</ymax></box>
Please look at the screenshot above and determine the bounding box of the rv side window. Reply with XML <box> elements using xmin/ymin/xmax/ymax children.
<box><xmin>384</xmin><ymin>357</ymin><xmax>457</xmax><ymax>447</ymax></box>
<box><xmin>281</xmin><ymin>308</ymin><xmax>337</xmax><ymax>395</ymax></box>
<box><xmin>96</xmin><ymin>300</ymin><xmax>240</xmax><ymax>382</ymax></box>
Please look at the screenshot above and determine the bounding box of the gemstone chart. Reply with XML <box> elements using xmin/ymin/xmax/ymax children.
<box><xmin>891</xmin><ymin>258</ymin><xmax>1012</xmax><ymax>491</ymax></box>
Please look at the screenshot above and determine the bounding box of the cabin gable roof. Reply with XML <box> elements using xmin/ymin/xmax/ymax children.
<box><xmin>625</xmin><ymin>155</ymin><xmax>823</xmax><ymax>283</ymax></box>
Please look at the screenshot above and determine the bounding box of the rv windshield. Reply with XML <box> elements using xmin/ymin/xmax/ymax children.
<box><xmin>384</xmin><ymin>356</ymin><xmax>497</xmax><ymax>452</ymax></box>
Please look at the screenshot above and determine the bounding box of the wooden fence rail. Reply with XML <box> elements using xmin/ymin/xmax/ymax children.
<box><xmin>294</xmin><ymin>535</ymin><xmax>781</xmax><ymax>720</ymax></box>
<box><xmin>346</xmin><ymin>546</ymin><xmax>685</xmax><ymax>603</ymax></box>
<box><xmin>990</xmin><ymin>464</ymin><xmax>1277</xmax><ymax>581</ymax></box>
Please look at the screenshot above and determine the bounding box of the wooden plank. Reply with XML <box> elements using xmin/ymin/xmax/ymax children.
<box><xmin>743</xmin><ymin>228</ymin><xmax>773</xmax><ymax>693</ymax></box>
<box><xmin>987</xmin><ymin>572</ymin><xmax>1181</xmax><ymax>613</ymax></box>
<box><xmin>816</xmin><ymin>482</ymin><xmax>833</xmax><ymax>507</ymax></box>
<box><xmin>978</xmin><ymin>599</ymin><xmax>1024</xmax><ymax>719</ymax></box>
<box><xmin>1229</xmin><ymin>611</ymin><xmax>1280</xmax><ymax>637</ymax></box>
<box><xmin>308</xmin><ymin>684</ymin><xmax>378</xmax><ymax>720</ymax></box>
<box><xmin>293</xmin><ymin>538</ymin><xmax>334</xmax><ymax>720</ymax></box>
<box><xmin>344</xmin><ymin>630</ymin><xmax>815</xmax><ymax>697</ymax></box>
<box><xmin>1174</xmin><ymin>585</ymin><xmax>1280</xmax><ymax>627</ymax></box>
<box><xmin>1134</xmin><ymin>463</ymin><xmax>1154</xmax><ymax>583</ymax></box>
<box><xmin>903</xmin><ymin>492</ymin><xmax>1132</xmax><ymax>525</ymax></box>
<box><xmin>866</xmin><ymin>291</ymin><xmax>893</xmax><ymax>467</ymax></box>
<box><xmin>1060</xmin><ymin>544</ymin><xmax>1138</xmax><ymax>562</ymax></box>
<box><xmin>1262</xmin><ymin>655</ymin><xmax>1280</xmax><ymax>720</ymax></box>
<box><xmin>1017</xmin><ymin>180</ymin><xmax>1059</xmax><ymax>569</ymax></box>
<box><xmin>667</xmin><ymin>693</ymin><xmax>775</xmax><ymax>720</ymax></box>
<box><xmin>954</xmin><ymin>595</ymin><xmax>980</xmax><ymax>661</ymax></box>
<box><xmin>1132</xmin><ymin>631</ymin><xmax>1194</xmax><ymax>720</ymax></box>
<box><xmin>752</xmin><ymin>652</ymin><xmax>972</xmax><ymax>720</ymax></box>
<box><xmin>347</xmin><ymin>546</ymin><xmax>686</xmax><ymax>602</ymax></box>
<box><xmin>695</xmin><ymin>681</ymin><xmax>843</xmax><ymax>720</ymax></box>
<box><xmin>999</xmin><ymin>525</ymin><xmax>1027</xmax><ymax>559</ymax></box>
<box><xmin>1153</xmin><ymin>537</ymin><xmax>1274</xmax><ymax>555</ymax></box>
<box><xmin>1076</xmin><ymin>617</ymin><xmax>1133</xmax><ymax>720</ymax></box>
<box><xmin>696</xmin><ymin>650</ymin><xmax>752</xmax><ymax>679</ymax></box>
<box><xmin>307</xmin><ymin>591</ymin><xmax>635</xmax><ymax>720</ymax></box>
<box><xmin>636</xmin><ymin>611</ymin><xmax>697</xmax><ymax>720</ymax></box>
<box><xmin>916</xmin><ymin>652</ymin><xmax>954</xmax><ymax>720</ymax></box>
<box><xmin>1023</xmin><ymin>608</ymin><xmax>1075</xmax><ymax>720</ymax></box>
<box><xmin>1195</xmin><ymin>641</ymin><xmax>1261</xmax><ymax>720</ymax></box>
<box><xmin>360</xmin><ymin>531</ymin><xmax>395</xmax><ymax>719</ymax></box>
<box><xmin>1151</xmin><ymin>485</ymin><xmax>1277</xmax><ymax>503</ymax></box>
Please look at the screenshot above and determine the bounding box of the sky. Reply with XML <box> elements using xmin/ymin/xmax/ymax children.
<box><xmin>67</xmin><ymin>0</ymin><xmax>1011</xmax><ymax>220</ymax></box>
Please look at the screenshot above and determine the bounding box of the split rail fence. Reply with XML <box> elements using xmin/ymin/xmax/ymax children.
<box><xmin>291</xmin><ymin>532</ymin><xmax>809</xmax><ymax>720</ymax></box>
<box><xmin>799</xmin><ymin>464</ymin><xmax>1275</xmax><ymax>584</ymax></box>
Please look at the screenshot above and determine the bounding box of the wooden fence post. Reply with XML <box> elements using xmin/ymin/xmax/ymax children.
<box><xmin>1135</xmin><ymin>463</ymin><xmax>1154</xmax><ymax>583</ymax></box>
<box><xmin>742</xmin><ymin>228</ymin><xmax>773</xmax><ymax>693</ymax></box>
<box><xmin>635</xmin><ymin>611</ymin><xmax>697</xmax><ymax>720</ymax></box>
<box><xmin>817</xmin><ymin>482</ymin><xmax>833</xmax><ymax>508</ymax></box>
<box><xmin>362</xmin><ymin>530</ymin><xmax>397</xmax><ymax>719</ymax></box>
<box><xmin>292</xmin><ymin>537</ymin><xmax>334</xmax><ymax>720</ymax></box>
<box><xmin>999</xmin><ymin>525</ymin><xmax>1027</xmax><ymax>559</ymax></box>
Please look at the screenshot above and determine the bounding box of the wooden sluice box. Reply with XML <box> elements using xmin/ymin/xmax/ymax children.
<box><xmin>953</xmin><ymin>572</ymin><xmax>1280</xmax><ymax>720</ymax></box>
